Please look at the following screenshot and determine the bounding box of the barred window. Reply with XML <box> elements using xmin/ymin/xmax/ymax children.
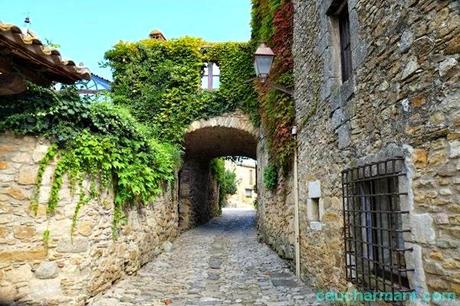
<box><xmin>342</xmin><ymin>158</ymin><xmax>413</xmax><ymax>294</ymax></box>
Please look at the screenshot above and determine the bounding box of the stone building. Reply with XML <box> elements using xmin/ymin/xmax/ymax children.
<box><xmin>258</xmin><ymin>0</ymin><xmax>459</xmax><ymax>301</ymax></box>
<box><xmin>225</xmin><ymin>159</ymin><xmax>257</xmax><ymax>208</ymax></box>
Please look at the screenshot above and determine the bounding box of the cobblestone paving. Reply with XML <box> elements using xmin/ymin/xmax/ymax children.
<box><xmin>89</xmin><ymin>208</ymin><xmax>321</xmax><ymax>306</ymax></box>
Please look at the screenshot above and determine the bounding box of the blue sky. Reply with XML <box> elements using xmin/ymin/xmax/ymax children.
<box><xmin>1</xmin><ymin>0</ymin><xmax>252</xmax><ymax>79</ymax></box>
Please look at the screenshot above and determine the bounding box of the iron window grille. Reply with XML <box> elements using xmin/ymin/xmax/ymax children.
<box><xmin>342</xmin><ymin>158</ymin><xmax>414</xmax><ymax>295</ymax></box>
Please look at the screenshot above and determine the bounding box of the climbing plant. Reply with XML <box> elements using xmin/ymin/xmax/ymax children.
<box><xmin>0</xmin><ymin>83</ymin><xmax>180</xmax><ymax>236</ymax></box>
<box><xmin>105</xmin><ymin>38</ymin><xmax>258</xmax><ymax>144</ymax></box>
<box><xmin>263</xmin><ymin>163</ymin><xmax>278</xmax><ymax>191</ymax></box>
<box><xmin>210</xmin><ymin>158</ymin><xmax>238</xmax><ymax>209</ymax></box>
<box><xmin>251</xmin><ymin>0</ymin><xmax>295</xmax><ymax>170</ymax></box>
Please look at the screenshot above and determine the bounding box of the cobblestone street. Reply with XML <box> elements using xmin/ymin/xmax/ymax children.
<box><xmin>89</xmin><ymin>208</ymin><xmax>319</xmax><ymax>306</ymax></box>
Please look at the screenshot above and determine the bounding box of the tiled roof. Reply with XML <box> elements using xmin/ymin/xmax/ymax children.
<box><xmin>0</xmin><ymin>23</ymin><xmax>91</xmax><ymax>83</ymax></box>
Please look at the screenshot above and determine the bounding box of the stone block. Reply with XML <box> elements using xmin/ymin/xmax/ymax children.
<box><xmin>424</xmin><ymin>261</ymin><xmax>444</xmax><ymax>275</ymax></box>
<box><xmin>17</xmin><ymin>165</ymin><xmax>38</xmax><ymax>185</ymax></box>
<box><xmin>78</xmin><ymin>221</ymin><xmax>95</xmax><ymax>237</ymax></box>
<box><xmin>412</xmin><ymin>149</ymin><xmax>428</xmax><ymax>168</ymax></box>
<box><xmin>0</xmin><ymin>283</ymin><xmax>17</xmax><ymax>303</ymax></box>
<box><xmin>13</xmin><ymin>225</ymin><xmax>36</xmax><ymax>240</ymax></box>
<box><xmin>337</xmin><ymin>123</ymin><xmax>351</xmax><ymax>149</ymax></box>
<box><xmin>445</xmin><ymin>36</ymin><xmax>460</xmax><ymax>55</ymax></box>
<box><xmin>28</xmin><ymin>278</ymin><xmax>62</xmax><ymax>299</ymax></box>
<box><xmin>331</xmin><ymin>108</ymin><xmax>345</xmax><ymax>130</ymax></box>
<box><xmin>32</xmin><ymin>144</ymin><xmax>49</xmax><ymax>163</ymax></box>
<box><xmin>307</xmin><ymin>180</ymin><xmax>321</xmax><ymax>198</ymax></box>
<box><xmin>439</xmin><ymin>58</ymin><xmax>457</xmax><ymax>77</ymax></box>
<box><xmin>0</xmin><ymin>145</ymin><xmax>14</xmax><ymax>155</ymax></box>
<box><xmin>410</xmin><ymin>213</ymin><xmax>435</xmax><ymax>244</ymax></box>
<box><xmin>0</xmin><ymin>226</ymin><xmax>8</xmax><ymax>238</ymax></box>
<box><xmin>427</xmin><ymin>277</ymin><xmax>449</xmax><ymax>291</ymax></box>
<box><xmin>3</xmin><ymin>187</ymin><xmax>26</xmax><ymax>200</ymax></box>
<box><xmin>35</xmin><ymin>261</ymin><xmax>58</xmax><ymax>279</ymax></box>
<box><xmin>434</xmin><ymin>213</ymin><xmax>449</xmax><ymax>225</ymax></box>
<box><xmin>162</xmin><ymin>241</ymin><xmax>173</xmax><ymax>253</ymax></box>
<box><xmin>451</xmin><ymin>282</ymin><xmax>460</xmax><ymax>296</ymax></box>
<box><xmin>11</xmin><ymin>152</ymin><xmax>32</xmax><ymax>164</ymax></box>
<box><xmin>399</xmin><ymin>30</ymin><xmax>413</xmax><ymax>53</ymax></box>
<box><xmin>0</xmin><ymin>161</ymin><xmax>8</xmax><ymax>170</ymax></box>
<box><xmin>0</xmin><ymin>247</ymin><xmax>47</xmax><ymax>262</ymax></box>
<box><xmin>57</xmin><ymin>238</ymin><xmax>89</xmax><ymax>253</ymax></box>
<box><xmin>401</xmin><ymin>56</ymin><xmax>419</xmax><ymax>80</ymax></box>
<box><xmin>430</xmin><ymin>250</ymin><xmax>443</xmax><ymax>261</ymax></box>
<box><xmin>0</xmin><ymin>174</ymin><xmax>14</xmax><ymax>183</ymax></box>
<box><xmin>6</xmin><ymin>264</ymin><xmax>33</xmax><ymax>283</ymax></box>
<box><xmin>448</xmin><ymin>140</ymin><xmax>460</xmax><ymax>158</ymax></box>
<box><xmin>410</xmin><ymin>95</ymin><xmax>427</xmax><ymax>108</ymax></box>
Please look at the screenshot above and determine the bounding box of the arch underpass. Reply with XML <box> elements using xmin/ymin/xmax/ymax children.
<box><xmin>178</xmin><ymin>111</ymin><xmax>259</xmax><ymax>230</ymax></box>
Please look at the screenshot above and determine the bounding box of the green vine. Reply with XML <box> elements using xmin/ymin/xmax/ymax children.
<box><xmin>251</xmin><ymin>0</ymin><xmax>295</xmax><ymax>171</ymax></box>
<box><xmin>1</xmin><ymin>84</ymin><xmax>181</xmax><ymax>237</ymax></box>
<box><xmin>105</xmin><ymin>38</ymin><xmax>258</xmax><ymax>143</ymax></box>
<box><xmin>42</xmin><ymin>229</ymin><xmax>50</xmax><ymax>246</ymax></box>
<box><xmin>210</xmin><ymin>158</ymin><xmax>238</xmax><ymax>209</ymax></box>
<box><xmin>30</xmin><ymin>144</ymin><xmax>58</xmax><ymax>214</ymax></box>
<box><xmin>263</xmin><ymin>164</ymin><xmax>278</xmax><ymax>191</ymax></box>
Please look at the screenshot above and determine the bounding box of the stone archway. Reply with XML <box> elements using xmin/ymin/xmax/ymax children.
<box><xmin>178</xmin><ymin>111</ymin><xmax>258</xmax><ymax>230</ymax></box>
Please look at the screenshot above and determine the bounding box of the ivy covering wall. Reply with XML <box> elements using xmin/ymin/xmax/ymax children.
<box><xmin>105</xmin><ymin>38</ymin><xmax>258</xmax><ymax>144</ymax></box>
<box><xmin>251</xmin><ymin>0</ymin><xmax>295</xmax><ymax>172</ymax></box>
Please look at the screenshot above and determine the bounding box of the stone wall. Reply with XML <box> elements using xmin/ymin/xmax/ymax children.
<box><xmin>0</xmin><ymin>133</ymin><xmax>180</xmax><ymax>305</ymax></box>
<box><xmin>289</xmin><ymin>0</ymin><xmax>459</xmax><ymax>298</ymax></box>
<box><xmin>256</xmin><ymin>127</ymin><xmax>296</xmax><ymax>263</ymax></box>
<box><xmin>178</xmin><ymin>158</ymin><xmax>220</xmax><ymax>231</ymax></box>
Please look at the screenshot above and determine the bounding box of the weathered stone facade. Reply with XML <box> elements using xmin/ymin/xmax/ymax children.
<box><xmin>288</xmin><ymin>0</ymin><xmax>459</xmax><ymax>298</ymax></box>
<box><xmin>179</xmin><ymin>158</ymin><xmax>221</xmax><ymax>231</ymax></box>
<box><xmin>180</xmin><ymin>111</ymin><xmax>259</xmax><ymax>230</ymax></box>
<box><xmin>257</xmin><ymin>0</ymin><xmax>459</xmax><ymax>301</ymax></box>
<box><xmin>256</xmin><ymin>129</ymin><xmax>296</xmax><ymax>263</ymax></box>
<box><xmin>0</xmin><ymin>133</ymin><xmax>181</xmax><ymax>305</ymax></box>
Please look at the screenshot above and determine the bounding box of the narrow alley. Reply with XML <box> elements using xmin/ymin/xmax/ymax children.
<box><xmin>89</xmin><ymin>209</ymin><xmax>319</xmax><ymax>306</ymax></box>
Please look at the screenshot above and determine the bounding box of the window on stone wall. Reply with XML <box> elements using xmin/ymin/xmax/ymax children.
<box><xmin>201</xmin><ymin>62</ymin><xmax>220</xmax><ymax>90</ymax></box>
<box><xmin>245</xmin><ymin>188</ymin><xmax>253</xmax><ymax>198</ymax></box>
<box><xmin>328</xmin><ymin>0</ymin><xmax>353</xmax><ymax>82</ymax></box>
<box><xmin>342</xmin><ymin>158</ymin><xmax>413</xmax><ymax>295</ymax></box>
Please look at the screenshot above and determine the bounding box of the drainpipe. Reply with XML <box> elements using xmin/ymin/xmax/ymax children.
<box><xmin>292</xmin><ymin>125</ymin><xmax>300</xmax><ymax>278</ymax></box>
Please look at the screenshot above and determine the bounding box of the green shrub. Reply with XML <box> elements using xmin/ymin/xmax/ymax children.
<box><xmin>0</xmin><ymin>83</ymin><xmax>181</xmax><ymax>237</ymax></box>
<box><xmin>210</xmin><ymin>158</ymin><xmax>238</xmax><ymax>208</ymax></box>
<box><xmin>263</xmin><ymin>164</ymin><xmax>278</xmax><ymax>190</ymax></box>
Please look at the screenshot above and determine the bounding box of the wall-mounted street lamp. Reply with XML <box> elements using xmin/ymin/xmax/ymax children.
<box><xmin>253</xmin><ymin>43</ymin><xmax>300</xmax><ymax>278</ymax></box>
<box><xmin>254</xmin><ymin>43</ymin><xmax>275</xmax><ymax>81</ymax></box>
<box><xmin>253</xmin><ymin>43</ymin><xmax>293</xmax><ymax>96</ymax></box>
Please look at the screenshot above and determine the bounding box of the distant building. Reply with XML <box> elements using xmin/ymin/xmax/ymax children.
<box><xmin>225</xmin><ymin>159</ymin><xmax>257</xmax><ymax>208</ymax></box>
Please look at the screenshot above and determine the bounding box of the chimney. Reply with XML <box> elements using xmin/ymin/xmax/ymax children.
<box><xmin>149</xmin><ymin>29</ymin><xmax>166</xmax><ymax>41</ymax></box>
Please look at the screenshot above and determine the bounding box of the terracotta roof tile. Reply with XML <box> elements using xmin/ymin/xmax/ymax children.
<box><xmin>0</xmin><ymin>22</ymin><xmax>90</xmax><ymax>83</ymax></box>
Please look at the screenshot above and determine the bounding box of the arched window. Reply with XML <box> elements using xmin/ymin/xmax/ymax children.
<box><xmin>201</xmin><ymin>62</ymin><xmax>220</xmax><ymax>90</ymax></box>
